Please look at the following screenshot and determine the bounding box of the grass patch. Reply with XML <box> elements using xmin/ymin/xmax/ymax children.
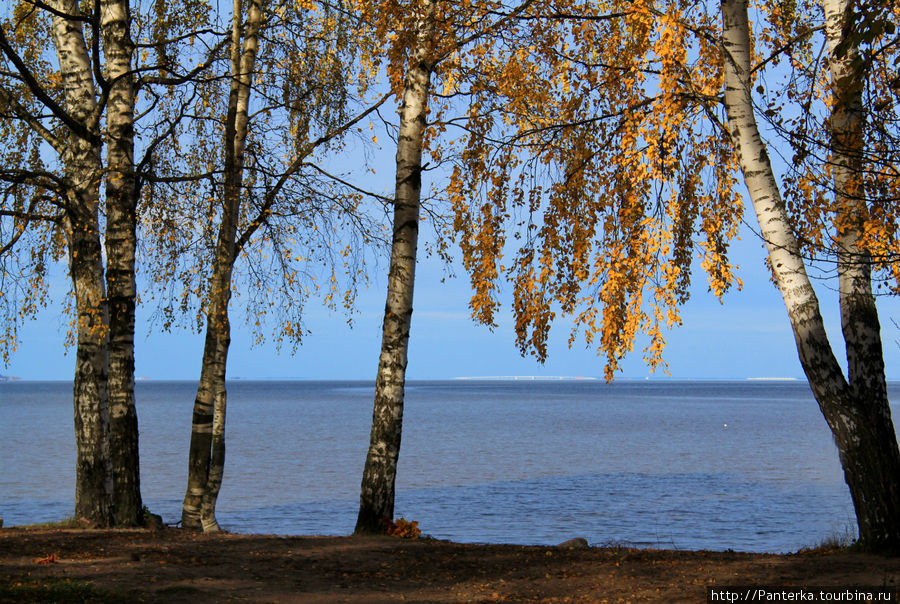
<box><xmin>799</xmin><ymin>525</ymin><xmax>858</xmax><ymax>553</ymax></box>
<box><xmin>0</xmin><ymin>577</ymin><xmax>135</xmax><ymax>603</ymax></box>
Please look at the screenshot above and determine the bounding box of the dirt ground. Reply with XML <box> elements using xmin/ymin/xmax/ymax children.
<box><xmin>1</xmin><ymin>527</ymin><xmax>899</xmax><ymax>603</ymax></box>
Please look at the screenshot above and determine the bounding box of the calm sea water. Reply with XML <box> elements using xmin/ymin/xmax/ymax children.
<box><xmin>2</xmin><ymin>379</ymin><xmax>892</xmax><ymax>552</ymax></box>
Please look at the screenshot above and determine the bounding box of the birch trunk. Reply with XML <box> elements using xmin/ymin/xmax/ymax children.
<box><xmin>101</xmin><ymin>0</ymin><xmax>142</xmax><ymax>526</ymax></box>
<box><xmin>66</xmin><ymin>195</ymin><xmax>112</xmax><ymax>527</ymax></box>
<box><xmin>722</xmin><ymin>0</ymin><xmax>900</xmax><ymax>550</ymax></box>
<box><xmin>822</xmin><ymin>0</ymin><xmax>900</xmax><ymax>549</ymax></box>
<box><xmin>182</xmin><ymin>0</ymin><xmax>261</xmax><ymax>532</ymax></box>
<box><xmin>354</xmin><ymin>0</ymin><xmax>434</xmax><ymax>535</ymax></box>
<box><xmin>51</xmin><ymin>0</ymin><xmax>112</xmax><ymax>526</ymax></box>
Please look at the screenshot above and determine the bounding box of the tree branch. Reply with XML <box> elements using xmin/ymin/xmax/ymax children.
<box><xmin>0</xmin><ymin>86</ymin><xmax>65</xmax><ymax>153</ymax></box>
<box><xmin>21</xmin><ymin>0</ymin><xmax>91</xmax><ymax>22</ymax></box>
<box><xmin>139</xmin><ymin>35</ymin><xmax>229</xmax><ymax>87</ymax></box>
<box><xmin>0</xmin><ymin>25</ymin><xmax>99</xmax><ymax>144</ymax></box>
<box><xmin>234</xmin><ymin>93</ymin><xmax>392</xmax><ymax>253</ymax></box>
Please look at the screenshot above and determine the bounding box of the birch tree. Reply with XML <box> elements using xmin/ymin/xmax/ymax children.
<box><xmin>101</xmin><ymin>0</ymin><xmax>142</xmax><ymax>527</ymax></box>
<box><xmin>176</xmin><ymin>0</ymin><xmax>262</xmax><ymax>533</ymax></box>
<box><xmin>0</xmin><ymin>0</ymin><xmax>223</xmax><ymax>527</ymax></box>
<box><xmin>721</xmin><ymin>0</ymin><xmax>900</xmax><ymax>551</ymax></box>
<box><xmin>144</xmin><ymin>0</ymin><xmax>383</xmax><ymax>532</ymax></box>
<box><xmin>352</xmin><ymin>0</ymin><xmax>545</xmax><ymax>534</ymax></box>
<box><xmin>0</xmin><ymin>0</ymin><xmax>135</xmax><ymax>526</ymax></box>
<box><xmin>354</xmin><ymin>0</ymin><xmax>435</xmax><ymax>535</ymax></box>
<box><xmin>445</xmin><ymin>0</ymin><xmax>900</xmax><ymax>549</ymax></box>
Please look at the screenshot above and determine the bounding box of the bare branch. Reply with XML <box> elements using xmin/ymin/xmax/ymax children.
<box><xmin>235</xmin><ymin>93</ymin><xmax>392</xmax><ymax>253</ymax></box>
<box><xmin>139</xmin><ymin>35</ymin><xmax>229</xmax><ymax>87</ymax></box>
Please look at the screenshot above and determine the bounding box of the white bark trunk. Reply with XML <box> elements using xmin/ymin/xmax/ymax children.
<box><xmin>183</xmin><ymin>0</ymin><xmax>262</xmax><ymax>533</ymax></box>
<box><xmin>51</xmin><ymin>0</ymin><xmax>112</xmax><ymax>527</ymax></box>
<box><xmin>822</xmin><ymin>0</ymin><xmax>900</xmax><ymax>549</ymax></box>
<box><xmin>722</xmin><ymin>0</ymin><xmax>900</xmax><ymax>550</ymax></box>
<box><xmin>822</xmin><ymin>0</ymin><xmax>886</xmax><ymax>403</ymax></box>
<box><xmin>355</xmin><ymin>0</ymin><xmax>434</xmax><ymax>535</ymax></box>
<box><xmin>101</xmin><ymin>0</ymin><xmax>142</xmax><ymax>527</ymax></box>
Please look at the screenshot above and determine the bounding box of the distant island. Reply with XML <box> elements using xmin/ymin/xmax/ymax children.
<box><xmin>0</xmin><ymin>374</ymin><xmax>21</xmax><ymax>382</ymax></box>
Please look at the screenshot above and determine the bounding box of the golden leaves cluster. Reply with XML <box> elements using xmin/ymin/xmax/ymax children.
<box><xmin>437</xmin><ymin>0</ymin><xmax>900</xmax><ymax>377</ymax></box>
<box><xmin>383</xmin><ymin>516</ymin><xmax>422</xmax><ymax>539</ymax></box>
<box><xmin>440</xmin><ymin>1</ymin><xmax>742</xmax><ymax>378</ymax></box>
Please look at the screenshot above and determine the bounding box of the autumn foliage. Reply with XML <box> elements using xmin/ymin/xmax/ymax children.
<box><xmin>32</xmin><ymin>553</ymin><xmax>57</xmax><ymax>565</ymax></box>
<box><xmin>2</xmin><ymin>0</ymin><xmax>900</xmax><ymax>549</ymax></box>
<box><xmin>429</xmin><ymin>1</ymin><xmax>743</xmax><ymax>379</ymax></box>
<box><xmin>383</xmin><ymin>517</ymin><xmax>422</xmax><ymax>539</ymax></box>
<box><xmin>415</xmin><ymin>0</ymin><xmax>900</xmax><ymax>382</ymax></box>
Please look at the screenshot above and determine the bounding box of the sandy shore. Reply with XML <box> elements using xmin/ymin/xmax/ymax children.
<box><xmin>1</xmin><ymin>527</ymin><xmax>899</xmax><ymax>602</ymax></box>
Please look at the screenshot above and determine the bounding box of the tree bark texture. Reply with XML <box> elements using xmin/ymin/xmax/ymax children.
<box><xmin>822</xmin><ymin>0</ymin><xmax>900</xmax><ymax>550</ymax></box>
<box><xmin>182</xmin><ymin>0</ymin><xmax>261</xmax><ymax>533</ymax></box>
<box><xmin>101</xmin><ymin>0</ymin><xmax>142</xmax><ymax>527</ymax></box>
<box><xmin>722</xmin><ymin>0</ymin><xmax>900</xmax><ymax>551</ymax></box>
<box><xmin>355</xmin><ymin>0</ymin><xmax>434</xmax><ymax>535</ymax></box>
<box><xmin>51</xmin><ymin>0</ymin><xmax>112</xmax><ymax>527</ymax></box>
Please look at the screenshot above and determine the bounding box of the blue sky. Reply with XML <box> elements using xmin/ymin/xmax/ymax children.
<box><xmin>6</xmin><ymin>212</ymin><xmax>900</xmax><ymax>381</ymax></box>
<box><xmin>3</xmin><ymin>75</ymin><xmax>899</xmax><ymax>382</ymax></box>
